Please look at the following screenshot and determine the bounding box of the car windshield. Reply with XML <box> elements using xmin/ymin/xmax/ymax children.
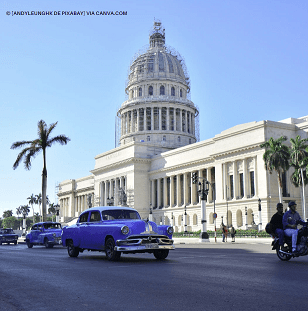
<box><xmin>101</xmin><ymin>209</ymin><xmax>141</xmax><ymax>221</ymax></box>
<box><xmin>43</xmin><ymin>223</ymin><xmax>62</xmax><ymax>229</ymax></box>
<box><xmin>3</xmin><ymin>229</ymin><xmax>14</xmax><ymax>234</ymax></box>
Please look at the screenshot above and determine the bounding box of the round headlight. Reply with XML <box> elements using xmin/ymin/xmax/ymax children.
<box><xmin>121</xmin><ymin>226</ymin><xmax>129</xmax><ymax>235</ymax></box>
<box><xmin>167</xmin><ymin>227</ymin><xmax>173</xmax><ymax>235</ymax></box>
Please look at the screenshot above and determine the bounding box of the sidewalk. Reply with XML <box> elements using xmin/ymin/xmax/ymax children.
<box><xmin>173</xmin><ymin>237</ymin><xmax>272</xmax><ymax>244</ymax></box>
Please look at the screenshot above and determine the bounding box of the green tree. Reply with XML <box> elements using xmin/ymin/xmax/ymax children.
<box><xmin>27</xmin><ymin>194</ymin><xmax>37</xmax><ymax>225</ymax></box>
<box><xmin>260</xmin><ymin>136</ymin><xmax>290</xmax><ymax>203</ymax></box>
<box><xmin>289</xmin><ymin>135</ymin><xmax>308</xmax><ymax>219</ymax></box>
<box><xmin>3</xmin><ymin>210</ymin><xmax>13</xmax><ymax>218</ymax></box>
<box><xmin>11</xmin><ymin>120</ymin><xmax>70</xmax><ymax>222</ymax></box>
<box><xmin>2</xmin><ymin>216</ymin><xmax>18</xmax><ymax>229</ymax></box>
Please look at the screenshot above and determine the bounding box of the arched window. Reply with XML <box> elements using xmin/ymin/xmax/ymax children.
<box><xmin>139</xmin><ymin>87</ymin><xmax>142</xmax><ymax>97</ymax></box>
<box><xmin>162</xmin><ymin>135</ymin><xmax>166</xmax><ymax>141</ymax></box>
<box><xmin>147</xmin><ymin>136</ymin><xmax>150</xmax><ymax>142</ymax></box>
<box><xmin>148</xmin><ymin>86</ymin><xmax>153</xmax><ymax>96</ymax></box>
<box><xmin>178</xmin><ymin>136</ymin><xmax>181</xmax><ymax>142</ymax></box>
<box><xmin>171</xmin><ymin>87</ymin><xmax>175</xmax><ymax>96</ymax></box>
<box><xmin>160</xmin><ymin>85</ymin><xmax>165</xmax><ymax>95</ymax></box>
<box><xmin>180</xmin><ymin>89</ymin><xmax>183</xmax><ymax>97</ymax></box>
<box><xmin>189</xmin><ymin>138</ymin><xmax>191</xmax><ymax>144</ymax></box>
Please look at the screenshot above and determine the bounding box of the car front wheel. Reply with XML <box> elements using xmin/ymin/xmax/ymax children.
<box><xmin>154</xmin><ymin>249</ymin><xmax>169</xmax><ymax>260</ymax></box>
<box><xmin>26</xmin><ymin>240</ymin><xmax>33</xmax><ymax>248</ymax></box>
<box><xmin>105</xmin><ymin>238</ymin><xmax>121</xmax><ymax>261</ymax></box>
<box><xmin>67</xmin><ymin>240</ymin><xmax>79</xmax><ymax>257</ymax></box>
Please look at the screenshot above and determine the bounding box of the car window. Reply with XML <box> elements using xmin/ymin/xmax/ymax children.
<box><xmin>101</xmin><ymin>209</ymin><xmax>141</xmax><ymax>221</ymax></box>
<box><xmin>79</xmin><ymin>212</ymin><xmax>89</xmax><ymax>223</ymax></box>
<box><xmin>44</xmin><ymin>223</ymin><xmax>62</xmax><ymax>229</ymax></box>
<box><xmin>4</xmin><ymin>229</ymin><xmax>14</xmax><ymax>234</ymax></box>
<box><xmin>37</xmin><ymin>224</ymin><xmax>43</xmax><ymax>230</ymax></box>
<box><xmin>89</xmin><ymin>211</ymin><xmax>101</xmax><ymax>222</ymax></box>
<box><xmin>32</xmin><ymin>225</ymin><xmax>38</xmax><ymax>231</ymax></box>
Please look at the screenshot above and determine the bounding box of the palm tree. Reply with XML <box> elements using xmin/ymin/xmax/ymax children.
<box><xmin>36</xmin><ymin>193</ymin><xmax>42</xmax><ymax>221</ymax></box>
<box><xmin>27</xmin><ymin>194</ymin><xmax>37</xmax><ymax>225</ymax></box>
<box><xmin>3</xmin><ymin>210</ymin><xmax>13</xmax><ymax>218</ymax></box>
<box><xmin>11</xmin><ymin>120</ymin><xmax>70</xmax><ymax>222</ymax></box>
<box><xmin>289</xmin><ymin>135</ymin><xmax>308</xmax><ymax>219</ymax></box>
<box><xmin>260</xmin><ymin>136</ymin><xmax>290</xmax><ymax>203</ymax></box>
<box><xmin>48</xmin><ymin>203</ymin><xmax>56</xmax><ymax>222</ymax></box>
<box><xmin>16</xmin><ymin>206</ymin><xmax>22</xmax><ymax>229</ymax></box>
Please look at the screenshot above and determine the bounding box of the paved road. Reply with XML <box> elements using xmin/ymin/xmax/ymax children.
<box><xmin>1</xmin><ymin>243</ymin><xmax>308</xmax><ymax>311</ymax></box>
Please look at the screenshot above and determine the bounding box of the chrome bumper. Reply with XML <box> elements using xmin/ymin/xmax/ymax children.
<box><xmin>115</xmin><ymin>244</ymin><xmax>174</xmax><ymax>252</ymax></box>
<box><xmin>115</xmin><ymin>235</ymin><xmax>174</xmax><ymax>252</ymax></box>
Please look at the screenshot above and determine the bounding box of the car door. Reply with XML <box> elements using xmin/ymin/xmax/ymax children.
<box><xmin>30</xmin><ymin>225</ymin><xmax>40</xmax><ymax>243</ymax></box>
<box><xmin>78</xmin><ymin>212</ymin><xmax>90</xmax><ymax>249</ymax></box>
<box><xmin>80</xmin><ymin>211</ymin><xmax>103</xmax><ymax>250</ymax></box>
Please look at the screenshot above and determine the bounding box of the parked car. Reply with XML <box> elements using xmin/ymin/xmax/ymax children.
<box><xmin>26</xmin><ymin>222</ymin><xmax>62</xmax><ymax>248</ymax></box>
<box><xmin>0</xmin><ymin>228</ymin><xmax>18</xmax><ymax>245</ymax></box>
<box><xmin>62</xmin><ymin>206</ymin><xmax>174</xmax><ymax>261</ymax></box>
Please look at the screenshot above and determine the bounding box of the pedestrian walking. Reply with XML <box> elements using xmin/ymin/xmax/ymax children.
<box><xmin>222</xmin><ymin>225</ymin><xmax>228</xmax><ymax>242</ymax></box>
<box><xmin>230</xmin><ymin>225</ymin><xmax>236</xmax><ymax>242</ymax></box>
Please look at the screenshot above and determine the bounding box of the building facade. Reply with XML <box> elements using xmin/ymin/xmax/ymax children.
<box><xmin>58</xmin><ymin>21</ymin><xmax>308</xmax><ymax>231</ymax></box>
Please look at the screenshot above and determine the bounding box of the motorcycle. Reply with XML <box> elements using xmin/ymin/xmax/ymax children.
<box><xmin>271</xmin><ymin>222</ymin><xmax>308</xmax><ymax>261</ymax></box>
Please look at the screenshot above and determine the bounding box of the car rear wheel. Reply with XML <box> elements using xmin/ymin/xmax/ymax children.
<box><xmin>67</xmin><ymin>240</ymin><xmax>79</xmax><ymax>257</ymax></box>
<box><xmin>14</xmin><ymin>241</ymin><xmax>17</xmax><ymax>245</ymax></box>
<box><xmin>26</xmin><ymin>240</ymin><xmax>33</xmax><ymax>248</ymax></box>
<box><xmin>105</xmin><ymin>238</ymin><xmax>121</xmax><ymax>261</ymax></box>
<box><xmin>154</xmin><ymin>249</ymin><xmax>169</xmax><ymax>260</ymax></box>
<box><xmin>44</xmin><ymin>238</ymin><xmax>53</xmax><ymax>248</ymax></box>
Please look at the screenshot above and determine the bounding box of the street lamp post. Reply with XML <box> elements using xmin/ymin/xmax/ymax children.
<box><xmin>245</xmin><ymin>206</ymin><xmax>248</xmax><ymax>229</ymax></box>
<box><xmin>184</xmin><ymin>205</ymin><xmax>187</xmax><ymax>234</ymax></box>
<box><xmin>258</xmin><ymin>198</ymin><xmax>262</xmax><ymax>231</ymax></box>
<box><xmin>199</xmin><ymin>179</ymin><xmax>210</xmax><ymax>242</ymax></box>
<box><xmin>149</xmin><ymin>206</ymin><xmax>153</xmax><ymax>222</ymax></box>
<box><xmin>212</xmin><ymin>183</ymin><xmax>217</xmax><ymax>243</ymax></box>
<box><xmin>55</xmin><ymin>204</ymin><xmax>60</xmax><ymax>223</ymax></box>
<box><xmin>22</xmin><ymin>210</ymin><xmax>27</xmax><ymax>236</ymax></box>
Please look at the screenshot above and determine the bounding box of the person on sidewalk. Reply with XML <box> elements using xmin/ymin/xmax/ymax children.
<box><xmin>269</xmin><ymin>203</ymin><xmax>285</xmax><ymax>250</ymax></box>
<box><xmin>283</xmin><ymin>201</ymin><xmax>306</xmax><ymax>254</ymax></box>
<box><xmin>222</xmin><ymin>225</ymin><xmax>228</xmax><ymax>242</ymax></box>
<box><xmin>230</xmin><ymin>225</ymin><xmax>236</xmax><ymax>242</ymax></box>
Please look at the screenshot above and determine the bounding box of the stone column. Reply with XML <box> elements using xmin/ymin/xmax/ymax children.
<box><xmin>177</xmin><ymin>174</ymin><xmax>181</xmax><ymax>207</ymax></box>
<box><xmin>157</xmin><ymin>178</ymin><xmax>161</xmax><ymax>208</ymax></box>
<box><xmin>170</xmin><ymin>175</ymin><xmax>174</xmax><ymax>207</ymax></box>
<box><xmin>243</xmin><ymin>159</ymin><xmax>247</xmax><ymax>198</ymax></box>
<box><xmin>184</xmin><ymin>173</ymin><xmax>188</xmax><ymax>206</ymax></box>
<box><xmin>163</xmin><ymin>177</ymin><xmax>168</xmax><ymax>207</ymax></box>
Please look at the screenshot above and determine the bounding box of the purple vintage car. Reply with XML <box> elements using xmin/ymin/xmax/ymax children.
<box><xmin>61</xmin><ymin>206</ymin><xmax>174</xmax><ymax>261</ymax></box>
<box><xmin>26</xmin><ymin>222</ymin><xmax>62</xmax><ymax>248</ymax></box>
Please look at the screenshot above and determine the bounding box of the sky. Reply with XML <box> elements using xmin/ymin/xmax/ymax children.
<box><xmin>1</xmin><ymin>0</ymin><xmax>308</xmax><ymax>218</ymax></box>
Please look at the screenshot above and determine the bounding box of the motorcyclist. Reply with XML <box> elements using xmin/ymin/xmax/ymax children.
<box><xmin>270</xmin><ymin>203</ymin><xmax>285</xmax><ymax>250</ymax></box>
<box><xmin>282</xmin><ymin>201</ymin><xmax>306</xmax><ymax>254</ymax></box>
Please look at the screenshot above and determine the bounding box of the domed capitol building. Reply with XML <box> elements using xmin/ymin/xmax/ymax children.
<box><xmin>58</xmin><ymin>21</ymin><xmax>308</xmax><ymax>231</ymax></box>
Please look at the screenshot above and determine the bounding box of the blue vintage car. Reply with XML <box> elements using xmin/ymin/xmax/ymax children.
<box><xmin>62</xmin><ymin>206</ymin><xmax>174</xmax><ymax>261</ymax></box>
<box><xmin>26</xmin><ymin>222</ymin><xmax>62</xmax><ymax>248</ymax></box>
<box><xmin>0</xmin><ymin>228</ymin><xmax>18</xmax><ymax>245</ymax></box>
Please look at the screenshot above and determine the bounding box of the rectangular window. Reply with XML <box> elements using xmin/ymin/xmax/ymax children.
<box><xmin>250</xmin><ymin>171</ymin><xmax>255</xmax><ymax>197</ymax></box>
<box><xmin>139</xmin><ymin>108</ymin><xmax>144</xmax><ymax>131</ymax></box>
<box><xmin>169</xmin><ymin>108</ymin><xmax>174</xmax><ymax>130</ymax></box>
<box><xmin>162</xmin><ymin>108</ymin><xmax>167</xmax><ymax>130</ymax></box>
<box><xmin>239</xmin><ymin>173</ymin><xmax>244</xmax><ymax>198</ymax></box>
<box><xmin>230</xmin><ymin>175</ymin><xmax>234</xmax><ymax>199</ymax></box>
<box><xmin>146</xmin><ymin>107</ymin><xmax>151</xmax><ymax>130</ymax></box>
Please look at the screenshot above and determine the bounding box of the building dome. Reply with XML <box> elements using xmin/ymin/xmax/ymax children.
<box><xmin>117</xmin><ymin>20</ymin><xmax>198</xmax><ymax>149</ymax></box>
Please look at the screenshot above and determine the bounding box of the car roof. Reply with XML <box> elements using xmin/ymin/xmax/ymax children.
<box><xmin>81</xmin><ymin>206</ymin><xmax>138</xmax><ymax>214</ymax></box>
<box><xmin>32</xmin><ymin>222</ymin><xmax>61</xmax><ymax>225</ymax></box>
